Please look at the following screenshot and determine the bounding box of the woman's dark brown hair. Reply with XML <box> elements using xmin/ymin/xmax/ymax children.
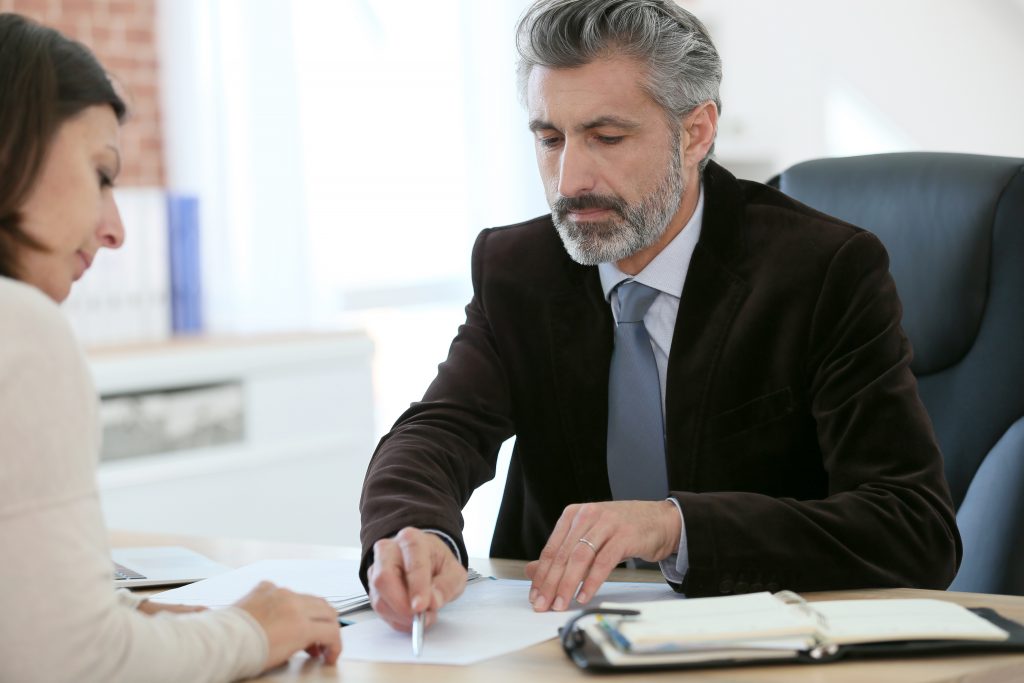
<box><xmin>0</xmin><ymin>13</ymin><xmax>126</xmax><ymax>279</ymax></box>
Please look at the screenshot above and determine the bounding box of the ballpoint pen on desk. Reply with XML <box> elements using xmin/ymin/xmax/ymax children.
<box><xmin>412</xmin><ymin>612</ymin><xmax>425</xmax><ymax>657</ymax></box>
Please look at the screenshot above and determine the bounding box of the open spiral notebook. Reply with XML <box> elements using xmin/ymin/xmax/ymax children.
<box><xmin>560</xmin><ymin>591</ymin><xmax>1024</xmax><ymax>672</ymax></box>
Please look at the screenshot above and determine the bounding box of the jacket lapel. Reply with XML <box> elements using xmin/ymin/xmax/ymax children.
<box><xmin>665</xmin><ymin>163</ymin><xmax>751</xmax><ymax>488</ymax></box>
<box><xmin>546</xmin><ymin>265</ymin><xmax>615</xmax><ymax>501</ymax></box>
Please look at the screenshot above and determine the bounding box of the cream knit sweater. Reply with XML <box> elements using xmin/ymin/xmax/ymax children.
<box><xmin>0</xmin><ymin>277</ymin><xmax>267</xmax><ymax>682</ymax></box>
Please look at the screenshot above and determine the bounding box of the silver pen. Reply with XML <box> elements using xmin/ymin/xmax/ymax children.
<box><xmin>412</xmin><ymin>612</ymin><xmax>425</xmax><ymax>657</ymax></box>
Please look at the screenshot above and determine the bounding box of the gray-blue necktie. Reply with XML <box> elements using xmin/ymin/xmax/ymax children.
<box><xmin>607</xmin><ymin>280</ymin><xmax>668</xmax><ymax>501</ymax></box>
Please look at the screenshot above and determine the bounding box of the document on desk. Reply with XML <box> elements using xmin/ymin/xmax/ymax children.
<box><xmin>340</xmin><ymin>578</ymin><xmax>676</xmax><ymax>666</ymax></box>
<box><xmin>149</xmin><ymin>559</ymin><xmax>370</xmax><ymax>614</ymax></box>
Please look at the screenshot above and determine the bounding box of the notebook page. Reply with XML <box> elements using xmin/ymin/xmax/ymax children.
<box><xmin>602</xmin><ymin>592</ymin><xmax>818</xmax><ymax>648</ymax></box>
<box><xmin>813</xmin><ymin>599</ymin><xmax>1009</xmax><ymax>645</ymax></box>
<box><xmin>583</xmin><ymin>623</ymin><xmax>802</xmax><ymax>664</ymax></box>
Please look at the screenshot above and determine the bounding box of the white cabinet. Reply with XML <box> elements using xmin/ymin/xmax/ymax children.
<box><xmin>90</xmin><ymin>332</ymin><xmax>375</xmax><ymax>547</ymax></box>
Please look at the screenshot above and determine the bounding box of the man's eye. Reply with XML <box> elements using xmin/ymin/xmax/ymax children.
<box><xmin>596</xmin><ymin>135</ymin><xmax>624</xmax><ymax>145</ymax></box>
<box><xmin>538</xmin><ymin>136</ymin><xmax>562</xmax><ymax>149</ymax></box>
<box><xmin>98</xmin><ymin>171</ymin><xmax>115</xmax><ymax>188</ymax></box>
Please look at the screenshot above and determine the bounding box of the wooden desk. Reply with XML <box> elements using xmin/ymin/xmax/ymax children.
<box><xmin>112</xmin><ymin>531</ymin><xmax>1024</xmax><ymax>683</ymax></box>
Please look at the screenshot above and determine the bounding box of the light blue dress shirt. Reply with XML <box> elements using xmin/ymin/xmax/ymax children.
<box><xmin>598</xmin><ymin>185</ymin><xmax>705</xmax><ymax>585</ymax></box>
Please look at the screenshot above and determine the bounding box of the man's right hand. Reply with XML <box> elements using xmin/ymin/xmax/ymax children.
<box><xmin>367</xmin><ymin>527</ymin><xmax>467</xmax><ymax>632</ymax></box>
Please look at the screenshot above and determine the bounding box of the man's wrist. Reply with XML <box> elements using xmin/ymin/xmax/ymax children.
<box><xmin>660</xmin><ymin>499</ymin><xmax>682</xmax><ymax>557</ymax></box>
<box><xmin>658</xmin><ymin>497</ymin><xmax>689</xmax><ymax>585</ymax></box>
<box><xmin>423</xmin><ymin>528</ymin><xmax>463</xmax><ymax>565</ymax></box>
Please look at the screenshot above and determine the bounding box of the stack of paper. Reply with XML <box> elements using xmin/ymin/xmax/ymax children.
<box><xmin>152</xmin><ymin>559</ymin><xmax>369</xmax><ymax>614</ymax></box>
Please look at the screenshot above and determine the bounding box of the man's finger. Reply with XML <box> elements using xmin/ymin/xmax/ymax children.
<box><xmin>370</xmin><ymin>573</ymin><xmax>414</xmax><ymax>629</ymax></box>
<box><xmin>533</xmin><ymin>532</ymin><xmax>581</xmax><ymax>611</ymax></box>
<box><xmin>369</xmin><ymin>584</ymin><xmax>414</xmax><ymax>633</ymax></box>
<box><xmin>369</xmin><ymin>540</ymin><xmax>413</xmax><ymax>625</ymax></box>
<box><xmin>396</xmin><ymin>527</ymin><xmax>434</xmax><ymax>612</ymax></box>
<box><xmin>429</xmin><ymin>558</ymin><xmax>468</xmax><ymax>609</ymax></box>
<box><xmin>528</xmin><ymin>506</ymin><xmax>579</xmax><ymax>605</ymax></box>
<box><xmin>576</xmin><ymin>539</ymin><xmax>623</xmax><ymax>604</ymax></box>
<box><xmin>549</xmin><ymin>533</ymin><xmax>606</xmax><ymax>610</ymax></box>
<box><xmin>533</xmin><ymin>504</ymin><xmax>601</xmax><ymax>611</ymax></box>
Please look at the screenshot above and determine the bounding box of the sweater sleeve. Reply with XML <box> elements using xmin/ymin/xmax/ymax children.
<box><xmin>0</xmin><ymin>279</ymin><xmax>268</xmax><ymax>683</ymax></box>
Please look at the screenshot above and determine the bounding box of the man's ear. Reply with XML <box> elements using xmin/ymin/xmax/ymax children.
<box><xmin>681</xmin><ymin>101</ymin><xmax>718</xmax><ymax>169</ymax></box>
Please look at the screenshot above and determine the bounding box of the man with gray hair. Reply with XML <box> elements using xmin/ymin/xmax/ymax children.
<box><xmin>360</xmin><ymin>0</ymin><xmax>960</xmax><ymax>633</ymax></box>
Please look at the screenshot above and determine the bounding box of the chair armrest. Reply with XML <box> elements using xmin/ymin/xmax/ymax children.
<box><xmin>950</xmin><ymin>416</ymin><xmax>1024</xmax><ymax>594</ymax></box>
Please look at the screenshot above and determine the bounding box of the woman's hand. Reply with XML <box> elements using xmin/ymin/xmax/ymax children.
<box><xmin>235</xmin><ymin>581</ymin><xmax>342</xmax><ymax>670</ymax></box>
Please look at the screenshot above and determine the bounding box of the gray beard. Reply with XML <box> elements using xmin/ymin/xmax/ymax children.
<box><xmin>552</xmin><ymin>144</ymin><xmax>684</xmax><ymax>266</ymax></box>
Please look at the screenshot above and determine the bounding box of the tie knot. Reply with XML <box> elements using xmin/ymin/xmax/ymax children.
<box><xmin>615</xmin><ymin>281</ymin><xmax>659</xmax><ymax>323</ymax></box>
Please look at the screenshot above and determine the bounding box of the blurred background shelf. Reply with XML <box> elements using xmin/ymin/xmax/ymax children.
<box><xmin>89</xmin><ymin>332</ymin><xmax>375</xmax><ymax>547</ymax></box>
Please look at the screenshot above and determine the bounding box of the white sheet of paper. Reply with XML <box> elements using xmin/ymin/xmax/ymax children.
<box><xmin>149</xmin><ymin>559</ymin><xmax>366</xmax><ymax>607</ymax></box>
<box><xmin>150</xmin><ymin>559</ymin><xmax>679</xmax><ymax>665</ymax></box>
<box><xmin>340</xmin><ymin>579</ymin><xmax>677</xmax><ymax>665</ymax></box>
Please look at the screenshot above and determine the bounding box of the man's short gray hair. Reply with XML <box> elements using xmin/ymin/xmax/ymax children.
<box><xmin>516</xmin><ymin>0</ymin><xmax>722</xmax><ymax>169</ymax></box>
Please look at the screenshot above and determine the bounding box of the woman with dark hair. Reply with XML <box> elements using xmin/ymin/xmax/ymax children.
<box><xmin>0</xmin><ymin>14</ymin><xmax>340</xmax><ymax>682</ymax></box>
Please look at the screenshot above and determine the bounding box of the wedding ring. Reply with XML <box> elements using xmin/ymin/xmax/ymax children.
<box><xmin>577</xmin><ymin>537</ymin><xmax>598</xmax><ymax>553</ymax></box>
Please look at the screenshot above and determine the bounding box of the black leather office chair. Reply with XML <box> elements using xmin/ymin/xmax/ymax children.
<box><xmin>770</xmin><ymin>152</ymin><xmax>1024</xmax><ymax>595</ymax></box>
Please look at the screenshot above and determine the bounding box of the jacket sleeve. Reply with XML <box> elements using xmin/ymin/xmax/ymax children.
<box><xmin>675</xmin><ymin>231</ymin><xmax>962</xmax><ymax>596</ymax></box>
<box><xmin>359</xmin><ymin>229</ymin><xmax>515</xmax><ymax>586</ymax></box>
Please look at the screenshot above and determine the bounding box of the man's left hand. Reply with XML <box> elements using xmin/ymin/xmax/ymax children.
<box><xmin>525</xmin><ymin>500</ymin><xmax>681</xmax><ymax>612</ymax></box>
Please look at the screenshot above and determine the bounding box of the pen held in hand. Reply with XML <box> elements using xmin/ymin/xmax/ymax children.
<box><xmin>412</xmin><ymin>612</ymin><xmax>425</xmax><ymax>657</ymax></box>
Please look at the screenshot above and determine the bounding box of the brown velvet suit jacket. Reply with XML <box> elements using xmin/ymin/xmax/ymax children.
<box><xmin>359</xmin><ymin>162</ymin><xmax>962</xmax><ymax>596</ymax></box>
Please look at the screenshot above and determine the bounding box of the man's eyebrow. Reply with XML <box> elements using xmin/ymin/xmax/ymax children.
<box><xmin>578</xmin><ymin>115</ymin><xmax>640</xmax><ymax>131</ymax></box>
<box><xmin>528</xmin><ymin>116</ymin><xmax>641</xmax><ymax>133</ymax></box>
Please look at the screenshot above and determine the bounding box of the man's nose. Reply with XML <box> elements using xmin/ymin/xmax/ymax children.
<box><xmin>557</xmin><ymin>140</ymin><xmax>597</xmax><ymax>198</ymax></box>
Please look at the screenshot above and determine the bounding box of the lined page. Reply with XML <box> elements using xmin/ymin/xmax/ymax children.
<box><xmin>584</xmin><ymin>624</ymin><xmax>803</xmax><ymax>664</ymax></box>
<box><xmin>602</xmin><ymin>592</ymin><xmax>818</xmax><ymax>647</ymax></box>
<box><xmin>813</xmin><ymin>599</ymin><xmax>1009</xmax><ymax>644</ymax></box>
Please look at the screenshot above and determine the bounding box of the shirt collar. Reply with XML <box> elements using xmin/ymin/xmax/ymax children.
<box><xmin>598</xmin><ymin>183</ymin><xmax>705</xmax><ymax>301</ymax></box>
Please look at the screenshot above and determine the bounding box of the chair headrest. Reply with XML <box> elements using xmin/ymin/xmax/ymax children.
<box><xmin>773</xmin><ymin>152</ymin><xmax>1024</xmax><ymax>375</ymax></box>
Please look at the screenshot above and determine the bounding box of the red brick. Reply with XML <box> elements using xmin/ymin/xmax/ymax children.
<box><xmin>9</xmin><ymin>0</ymin><xmax>55</xmax><ymax>20</ymax></box>
<box><xmin>61</xmin><ymin>0</ymin><xmax>93</xmax><ymax>16</ymax></box>
<box><xmin>91</xmin><ymin>24</ymin><xmax>115</xmax><ymax>43</ymax></box>
<box><xmin>7</xmin><ymin>0</ymin><xmax>49</xmax><ymax>17</ymax></box>
<box><xmin>103</xmin><ymin>54</ymin><xmax>137</xmax><ymax>72</ymax></box>
<box><xmin>125</xmin><ymin>27</ymin><xmax>150</xmax><ymax>44</ymax></box>
<box><xmin>7</xmin><ymin>0</ymin><xmax>166</xmax><ymax>187</ymax></box>
<box><xmin>109</xmin><ymin>0</ymin><xmax>143</xmax><ymax>16</ymax></box>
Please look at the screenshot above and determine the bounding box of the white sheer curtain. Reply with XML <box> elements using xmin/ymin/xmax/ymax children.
<box><xmin>158</xmin><ymin>0</ymin><xmax>545</xmax><ymax>333</ymax></box>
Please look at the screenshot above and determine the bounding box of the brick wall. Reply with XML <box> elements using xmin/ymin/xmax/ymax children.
<box><xmin>1</xmin><ymin>0</ymin><xmax>165</xmax><ymax>186</ymax></box>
